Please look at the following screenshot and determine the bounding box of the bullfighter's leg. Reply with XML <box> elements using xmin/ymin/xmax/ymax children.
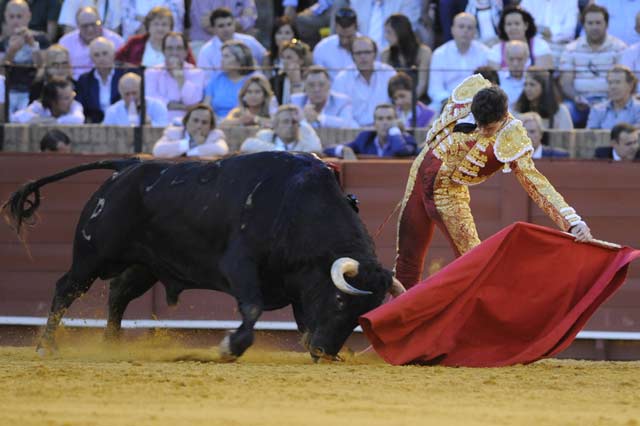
<box><xmin>105</xmin><ymin>265</ymin><xmax>158</xmax><ymax>341</ymax></box>
<box><xmin>433</xmin><ymin>179</ymin><xmax>481</xmax><ymax>256</ymax></box>
<box><xmin>395</xmin><ymin>170</ymin><xmax>436</xmax><ymax>289</ymax></box>
<box><xmin>218</xmin><ymin>241</ymin><xmax>264</xmax><ymax>361</ymax></box>
<box><xmin>37</xmin><ymin>271</ymin><xmax>96</xmax><ymax>356</ymax></box>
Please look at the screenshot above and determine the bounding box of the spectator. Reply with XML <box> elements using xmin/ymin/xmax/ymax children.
<box><xmin>145</xmin><ymin>31</ymin><xmax>206</xmax><ymax>122</ymax></box>
<box><xmin>499</xmin><ymin>40</ymin><xmax>528</xmax><ymax>106</ymax></box>
<box><xmin>282</xmin><ymin>0</ymin><xmax>349</xmax><ymax>47</ymax></box>
<box><xmin>29</xmin><ymin>44</ymin><xmax>75</xmax><ymax>104</ymax></box>
<box><xmin>57</xmin><ymin>0</ymin><xmax>121</xmax><ymax>33</ymax></box>
<box><xmin>270</xmin><ymin>38</ymin><xmax>310</xmax><ymax>105</ymax></box>
<box><xmin>240</xmin><ymin>104</ymin><xmax>321</xmax><ymax>153</ymax></box>
<box><xmin>465</xmin><ymin>0</ymin><xmax>502</xmax><ymax>46</ymax></box>
<box><xmin>120</xmin><ymin>0</ymin><xmax>184</xmax><ymax>40</ymax></box>
<box><xmin>323</xmin><ymin>103</ymin><xmax>417</xmax><ymax>158</ymax></box>
<box><xmin>518</xmin><ymin>0</ymin><xmax>579</xmax><ymax>61</ymax></box>
<box><xmin>189</xmin><ymin>1</ymin><xmax>257</xmax><ymax>55</ymax></box>
<box><xmin>220</xmin><ymin>74</ymin><xmax>276</xmax><ymax>128</ymax></box>
<box><xmin>312</xmin><ymin>7</ymin><xmax>358</xmax><ymax>80</ymax></box>
<box><xmin>196</xmin><ymin>7</ymin><xmax>265</xmax><ymax>80</ymax></box>
<box><xmin>520</xmin><ymin>112</ymin><xmax>570</xmax><ymax>159</ymax></box>
<box><xmin>587</xmin><ymin>64</ymin><xmax>640</xmax><ymax>129</ymax></box>
<box><xmin>488</xmin><ymin>6</ymin><xmax>553</xmax><ymax>71</ymax></box>
<box><xmin>39</xmin><ymin>129</ymin><xmax>72</xmax><ymax>152</ymax></box>
<box><xmin>594</xmin><ymin>122</ymin><xmax>640</xmax><ymax>160</ymax></box>
<box><xmin>58</xmin><ymin>6</ymin><xmax>124</xmax><ymax>79</ymax></box>
<box><xmin>593</xmin><ymin>0</ymin><xmax>640</xmax><ymax>46</ymax></box>
<box><xmin>103</xmin><ymin>72</ymin><xmax>169</xmax><ymax>126</ymax></box>
<box><xmin>381</xmin><ymin>13</ymin><xmax>432</xmax><ymax>103</ymax></box>
<box><xmin>11</xmin><ymin>76</ymin><xmax>84</xmax><ymax>123</ymax></box>
<box><xmin>291</xmin><ymin>65</ymin><xmax>357</xmax><ymax>129</ymax></box>
<box><xmin>559</xmin><ymin>3</ymin><xmax>627</xmax><ymax>128</ymax></box>
<box><xmin>75</xmin><ymin>37</ymin><xmax>124</xmax><ymax>123</ymax></box>
<box><xmin>116</xmin><ymin>6</ymin><xmax>195</xmax><ymax>68</ymax></box>
<box><xmin>351</xmin><ymin>1</ymin><xmax>420</xmax><ymax>51</ymax></box>
<box><xmin>262</xmin><ymin>15</ymin><xmax>300</xmax><ymax>78</ymax></box>
<box><xmin>203</xmin><ymin>39</ymin><xmax>254</xmax><ymax>118</ymax></box>
<box><xmin>332</xmin><ymin>36</ymin><xmax>396</xmax><ymax>127</ymax></box>
<box><xmin>474</xmin><ymin>65</ymin><xmax>500</xmax><ymax>86</ymax></box>
<box><xmin>0</xmin><ymin>0</ymin><xmax>51</xmax><ymax>114</ymax></box>
<box><xmin>153</xmin><ymin>103</ymin><xmax>228</xmax><ymax>157</ymax></box>
<box><xmin>0</xmin><ymin>0</ymin><xmax>60</xmax><ymax>41</ymax></box>
<box><xmin>388</xmin><ymin>71</ymin><xmax>434</xmax><ymax>128</ymax></box>
<box><xmin>438</xmin><ymin>0</ymin><xmax>470</xmax><ymax>44</ymax></box>
<box><xmin>620</xmin><ymin>11</ymin><xmax>640</xmax><ymax>93</ymax></box>
<box><xmin>428</xmin><ymin>13</ymin><xmax>490</xmax><ymax>110</ymax></box>
<box><xmin>513</xmin><ymin>66</ymin><xmax>573</xmax><ymax>129</ymax></box>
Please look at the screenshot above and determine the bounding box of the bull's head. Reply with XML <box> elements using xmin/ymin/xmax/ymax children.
<box><xmin>302</xmin><ymin>257</ymin><xmax>405</xmax><ymax>362</ymax></box>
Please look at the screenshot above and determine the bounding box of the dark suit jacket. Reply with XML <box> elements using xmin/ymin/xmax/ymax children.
<box><xmin>76</xmin><ymin>68</ymin><xmax>125</xmax><ymax>123</ymax></box>
<box><xmin>324</xmin><ymin>130</ymin><xmax>417</xmax><ymax>157</ymax></box>
<box><xmin>594</xmin><ymin>146</ymin><xmax>640</xmax><ymax>160</ymax></box>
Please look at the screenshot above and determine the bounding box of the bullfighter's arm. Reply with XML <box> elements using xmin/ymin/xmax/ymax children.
<box><xmin>496</xmin><ymin>118</ymin><xmax>585</xmax><ymax>232</ymax></box>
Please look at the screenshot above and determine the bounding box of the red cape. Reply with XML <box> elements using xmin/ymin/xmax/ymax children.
<box><xmin>360</xmin><ymin>222</ymin><xmax>640</xmax><ymax>367</ymax></box>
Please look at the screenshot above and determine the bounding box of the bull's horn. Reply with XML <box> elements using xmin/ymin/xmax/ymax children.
<box><xmin>389</xmin><ymin>277</ymin><xmax>406</xmax><ymax>297</ymax></box>
<box><xmin>331</xmin><ymin>258</ymin><xmax>372</xmax><ymax>296</ymax></box>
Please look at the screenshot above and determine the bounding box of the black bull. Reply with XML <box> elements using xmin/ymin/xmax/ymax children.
<box><xmin>2</xmin><ymin>152</ymin><xmax>403</xmax><ymax>361</ymax></box>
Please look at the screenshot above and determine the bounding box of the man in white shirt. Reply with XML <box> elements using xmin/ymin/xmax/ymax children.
<box><xmin>351</xmin><ymin>0</ymin><xmax>420</xmax><ymax>51</ymax></box>
<box><xmin>11</xmin><ymin>77</ymin><xmax>85</xmax><ymax>124</ymax></box>
<box><xmin>291</xmin><ymin>65</ymin><xmax>357</xmax><ymax>129</ymax></box>
<box><xmin>240</xmin><ymin>104</ymin><xmax>322</xmax><ymax>153</ymax></box>
<box><xmin>312</xmin><ymin>7</ymin><xmax>358</xmax><ymax>80</ymax></box>
<box><xmin>499</xmin><ymin>40</ymin><xmax>528</xmax><ymax>106</ymax></box>
<box><xmin>103</xmin><ymin>72</ymin><xmax>169</xmax><ymax>127</ymax></box>
<box><xmin>58</xmin><ymin>0</ymin><xmax>121</xmax><ymax>33</ymax></box>
<box><xmin>197</xmin><ymin>7</ymin><xmax>265</xmax><ymax>80</ymax></box>
<box><xmin>332</xmin><ymin>36</ymin><xmax>396</xmax><ymax>127</ymax></box>
<box><xmin>428</xmin><ymin>12</ymin><xmax>490</xmax><ymax>110</ymax></box>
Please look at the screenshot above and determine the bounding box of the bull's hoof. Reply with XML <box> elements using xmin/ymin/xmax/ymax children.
<box><xmin>218</xmin><ymin>334</ymin><xmax>238</xmax><ymax>363</ymax></box>
<box><xmin>310</xmin><ymin>347</ymin><xmax>343</xmax><ymax>362</ymax></box>
<box><xmin>35</xmin><ymin>342</ymin><xmax>58</xmax><ymax>358</ymax></box>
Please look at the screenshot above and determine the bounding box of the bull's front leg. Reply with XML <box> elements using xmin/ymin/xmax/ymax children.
<box><xmin>219</xmin><ymin>246</ymin><xmax>264</xmax><ymax>361</ymax></box>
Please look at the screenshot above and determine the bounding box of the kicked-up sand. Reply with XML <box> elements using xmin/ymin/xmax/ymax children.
<box><xmin>0</xmin><ymin>331</ymin><xmax>639</xmax><ymax>426</ymax></box>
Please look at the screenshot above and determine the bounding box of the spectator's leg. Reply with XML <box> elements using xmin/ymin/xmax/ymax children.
<box><xmin>564</xmin><ymin>99</ymin><xmax>590</xmax><ymax>129</ymax></box>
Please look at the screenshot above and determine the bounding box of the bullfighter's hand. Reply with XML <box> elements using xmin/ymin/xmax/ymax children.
<box><xmin>571</xmin><ymin>222</ymin><xmax>592</xmax><ymax>243</ymax></box>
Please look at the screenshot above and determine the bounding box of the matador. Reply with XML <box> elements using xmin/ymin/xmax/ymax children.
<box><xmin>395</xmin><ymin>75</ymin><xmax>592</xmax><ymax>288</ymax></box>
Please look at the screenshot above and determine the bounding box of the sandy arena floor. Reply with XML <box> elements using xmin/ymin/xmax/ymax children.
<box><xmin>0</xmin><ymin>332</ymin><xmax>639</xmax><ymax>426</ymax></box>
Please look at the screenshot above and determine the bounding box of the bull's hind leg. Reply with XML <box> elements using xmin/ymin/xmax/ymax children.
<box><xmin>219</xmin><ymin>244</ymin><xmax>264</xmax><ymax>361</ymax></box>
<box><xmin>37</xmin><ymin>271</ymin><xmax>96</xmax><ymax>356</ymax></box>
<box><xmin>105</xmin><ymin>265</ymin><xmax>158</xmax><ymax>341</ymax></box>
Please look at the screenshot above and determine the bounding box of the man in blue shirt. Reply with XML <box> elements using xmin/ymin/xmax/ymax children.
<box><xmin>586</xmin><ymin>65</ymin><xmax>640</xmax><ymax>129</ymax></box>
<box><xmin>324</xmin><ymin>103</ymin><xmax>417</xmax><ymax>158</ymax></box>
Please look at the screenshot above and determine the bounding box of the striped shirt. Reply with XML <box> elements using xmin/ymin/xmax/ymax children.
<box><xmin>559</xmin><ymin>35</ymin><xmax>627</xmax><ymax>100</ymax></box>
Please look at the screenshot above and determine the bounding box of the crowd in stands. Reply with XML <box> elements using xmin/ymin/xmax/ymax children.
<box><xmin>0</xmin><ymin>0</ymin><xmax>638</xmax><ymax>162</ymax></box>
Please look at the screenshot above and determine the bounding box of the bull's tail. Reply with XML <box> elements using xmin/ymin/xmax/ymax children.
<box><xmin>2</xmin><ymin>158</ymin><xmax>142</xmax><ymax>234</ymax></box>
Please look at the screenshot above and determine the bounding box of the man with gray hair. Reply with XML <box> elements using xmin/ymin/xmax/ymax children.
<box><xmin>75</xmin><ymin>36</ymin><xmax>124</xmax><ymax>123</ymax></box>
<box><xmin>240</xmin><ymin>104</ymin><xmax>321</xmax><ymax>153</ymax></box>
<box><xmin>102</xmin><ymin>72</ymin><xmax>169</xmax><ymax>126</ymax></box>
<box><xmin>499</xmin><ymin>40</ymin><xmax>529</xmax><ymax>106</ymax></box>
<box><xmin>58</xmin><ymin>6</ymin><xmax>123</xmax><ymax>79</ymax></box>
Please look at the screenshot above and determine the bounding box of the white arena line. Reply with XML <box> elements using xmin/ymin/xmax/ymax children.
<box><xmin>2</xmin><ymin>317</ymin><xmax>640</xmax><ymax>340</ymax></box>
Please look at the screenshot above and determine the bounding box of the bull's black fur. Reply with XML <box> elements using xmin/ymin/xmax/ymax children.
<box><xmin>2</xmin><ymin>152</ymin><xmax>392</xmax><ymax>361</ymax></box>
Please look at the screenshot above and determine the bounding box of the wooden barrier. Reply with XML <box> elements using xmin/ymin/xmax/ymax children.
<box><xmin>0</xmin><ymin>153</ymin><xmax>638</xmax><ymax>336</ymax></box>
<box><xmin>0</xmin><ymin>124</ymin><xmax>613</xmax><ymax>158</ymax></box>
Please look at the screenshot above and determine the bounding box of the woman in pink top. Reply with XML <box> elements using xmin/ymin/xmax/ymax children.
<box><xmin>488</xmin><ymin>6</ymin><xmax>553</xmax><ymax>70</ymax></box>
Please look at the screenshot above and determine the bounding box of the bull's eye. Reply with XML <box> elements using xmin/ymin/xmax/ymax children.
<box><xmin>335</xmin><ymin>293</ymin><xmax>346</xmax><ymax>310</ymax></box>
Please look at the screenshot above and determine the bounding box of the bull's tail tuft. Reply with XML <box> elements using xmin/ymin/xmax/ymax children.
<box><xmin>2</xmin><ymin>157</ymin><xmax>142</xmax><ymax>234</ymax></box>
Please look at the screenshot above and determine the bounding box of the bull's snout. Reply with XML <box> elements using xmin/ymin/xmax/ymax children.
<box><xmin>309</xmin><ymin>346</ymin><xmax>344</xmax><ymax>363</ymax></box>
